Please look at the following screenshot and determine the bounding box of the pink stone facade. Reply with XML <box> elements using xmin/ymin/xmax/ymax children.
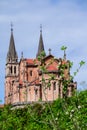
<box><xmin>5</xmin><ymin>55</ymin><xmax>77</xmax><ymax>105</ymax></box>
<box><xmin>5</xmin><ymin>27</ymin><xmax>77</xmax><ymax>105</ymax></box>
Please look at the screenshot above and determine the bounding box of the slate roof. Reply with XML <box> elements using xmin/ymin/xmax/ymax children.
<box><xmin>7</xmin><ymin>30</ymin><xmax>18</xmax><ymax>62</ymax></box>
<box><xmin>36</xmin><ymin>28</ymin><xmax>46</xmax><ymax>58</ymax></box>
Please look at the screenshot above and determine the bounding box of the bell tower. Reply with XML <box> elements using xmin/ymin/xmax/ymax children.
<box><xmin>5</xmin><ymin>24</ymin><xmax>19</xmax><ymax>104</ymax></box>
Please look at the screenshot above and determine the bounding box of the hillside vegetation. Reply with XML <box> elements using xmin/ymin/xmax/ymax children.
<box><xmin>0</xmin><ymin>90</ymin><xmax>87</xmax><ymax>130</ymax></box>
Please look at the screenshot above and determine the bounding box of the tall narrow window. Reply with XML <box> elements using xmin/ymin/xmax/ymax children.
<box><xmin>48</xmin><ymin>81</ymin><xmax>51</xmax><ymax>90</ymax></box>
<box><xmin>30</xmin><ymin>70</ymin><xmax>32</xmax><ymax>76</ymax></box>
<box><xmin>11</xmin><ymin>66</ymin><xmax>12</xmax><ymax>74</ymax></box>
<box><xmin>59</xmin><ymin>82</ymin><xmax>61</xmax><ymax>98</ymax></box>
<box><xmin>67</xmin><ymin>89</ymin><xmax>69</xmax><ymax>96</ymax></box>
<box><xmin>40</xmin><ymin>85</ymin><xmax>42</xmax><ymax>100</ymax></box>
<box><xmin>35</xmin><ymin>89</ymin><xmax>38</xmax><ymax>95</ymax></box>
<box><xmin>71</xmin><ymin>86</ymin><xmax>74</xmax><ymax>96</ymax></box>
<box><xmin>53</xmin><ymin>82</ymin><xmax>56</xmax><ymax>90</ymax></box>
<box><xmin>14</xmin><ymin>66</ymin><xmax>16</xmax><ymax>74</ymax></box>
<box><xmin>26</xmin><ymin>73</ymin><xmax>28</xmax><ymax>81</ymax></box>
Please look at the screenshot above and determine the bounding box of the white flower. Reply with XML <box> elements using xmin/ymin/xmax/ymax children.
<box><xmin>70</xmin><ymin>114</ymin><xmax>72</xmax><ymax>118</ymax></box>
<box><xmin>78</xmin><ymin>105</ymin><xmax>81</xmax><ymax>109</ymax></box>
<box><xmin>55</xmin><ymin>117</ymin><xmax>58</xmax><ymax>121</ymax></box>
<box><xmin>65</xmin><ymin>111</ymin><xmax>69</xmax><ymax>115</ymax></box>
<box><xmin>71</xmin><ymin>109</ymin><xmax>74</xmax><ymax>113</ymax></box>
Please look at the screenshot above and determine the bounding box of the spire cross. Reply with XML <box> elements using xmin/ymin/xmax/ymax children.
<box><xmin>64</xmin><ymin>50</ymin><xmax>66</xmax><ymax>60</ymax></box>
<box><xmin>21</xmin><ymin>51</ymin><xmax>23</xmax><ymax>59</ymax></box>
<box><xmin>48</xmin><ymin>48</ymin><xmax>51</xmax><ymax>55</ymax></box>
<box><xmin>11</xmin><ymin>22</ymin><xmax>13</xmax><ymax>32</ymax></box>
<box><xmin>40</xmin><ymin>24</ymin><xmax>42</xmax><ymax>33</ymax></box>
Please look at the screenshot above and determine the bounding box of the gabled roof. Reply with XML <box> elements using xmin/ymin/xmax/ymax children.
<box><xmin>26</xmin><ymin>59</ymin><xmax>39</xmax><ymax>67</ymax></box>
<box><xmin>26</xmin><ymin>59</ymin><xmax>35</xmax><ymax>64</ymax></box>
<box><xmin>46</xmin><ymin>64</ymin><xmax>58</xmax><ymax>71</ymax></box>
<box><xmin>43</xmin><ymin>54</ymin><xmax>54</xmax><ymax>60</ymax></box>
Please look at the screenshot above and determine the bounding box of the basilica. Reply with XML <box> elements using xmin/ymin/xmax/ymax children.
<box><xmin>5</xmin><ymin>26</ymin><xmax>77</xmax><ymax>105</ymax></box>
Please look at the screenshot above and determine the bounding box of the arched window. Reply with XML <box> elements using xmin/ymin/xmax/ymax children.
<box><xmin>30</xmin><ymin>70</ymin><xmax>32</xmax><ymax>76</ymax></box>
<box><xmin>14</xmin><ymin>66</ymin><xmax>16</xmax><ymax>74</ymax></box>
<box><xmin>11</xmin><ymin>66</ymin><xmax>12</xmax><ymax>74</ymax></box>
<box><xmin>53</xmin><ymin>82</ymin><xmax>56</xmax><ymax>90</ymax></box>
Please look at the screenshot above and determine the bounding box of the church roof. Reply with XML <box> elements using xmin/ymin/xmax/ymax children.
<box><xmin>26</xmin><ymin>59</ymin><xmax>34</xmax><ymax>64</ymax></box>
<box><xmin>26</xmin><ymin>59</ymin><xmax>39</xmax><ymax>65</ymax></box>
<box><xmin>46</xmin><ymin>64</ymin><xmax>58</xmax><ymax>71</ymax></box>
<box><xmin>36</xmin><ymin>25</ymin><xmax>46</xmax><ymax>58</ymax></box>
<box><xmin>7</xmin><ymin>27</ymin><xmax>18</xmax><ymax>62</ymax></box>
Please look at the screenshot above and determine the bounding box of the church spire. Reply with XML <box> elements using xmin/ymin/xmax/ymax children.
<box><xmin>6</xmin><ymin>23</ymin><xmax>18</xmax><ymax>63</ymax></box>
<box><xmin>36</xmin><ymin>25</ymin><xmax>46</xmax><ymax>58</ymax></box>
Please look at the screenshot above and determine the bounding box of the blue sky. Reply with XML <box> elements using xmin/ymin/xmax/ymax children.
<box><xmin>0</xmin><ymin>0</ymin><xmax>87</xmax><ymax>103</ymax></box>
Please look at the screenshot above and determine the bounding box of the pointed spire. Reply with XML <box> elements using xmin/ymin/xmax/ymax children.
<box><xmin>11</xmin><ymin>22</ymin><xmax>13</xmax><ymax>32</ymax></box>
<box><xmin>21</xmin><ymin>51</ymin><xmax>24</xmax><ymax>60</ymax></box>
<box><xmin>6</xmin><ymin>23</ymin><xmax>18</xmax><ymax>63</ymax></box>
<box><xmin>36</xmin><ymin>25</ymin><xmax>46</xmax><ymax>58</ymax></box>
<box><xmin>40</xmin><ymin>24</ymin><xmax>42</xmax><ymax>33</ymax></box>
<box><xmin>48</xmin><ymin>48</ymin><xmax>51</xmax><ymax>55</ymax></box>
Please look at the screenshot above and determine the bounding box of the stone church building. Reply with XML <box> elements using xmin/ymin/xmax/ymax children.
<box><xmin>5</xmin><ymin>26</ymin><xmax>77</xmax><ymax>105</ymax></box>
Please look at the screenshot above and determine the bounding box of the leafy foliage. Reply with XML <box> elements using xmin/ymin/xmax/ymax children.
<box><xmin>61</xmin><ymin>46</ymin><xmax>67</xmax><ymax>51</ymax></box>
<box><xmin>0</xmin><ymin>90</ymin><xmax>87</xmax><ymax>130</ymax></box>
<box><xmin>1</xmin><ymin>47</ymin><xmax>85</xmax><ymax>130</ymax></box>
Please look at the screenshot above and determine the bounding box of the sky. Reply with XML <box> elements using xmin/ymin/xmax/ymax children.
<box><xmin>0</xmin><ymin>0</ymin><xmax>87</xmax><ymax>103</ymax></box>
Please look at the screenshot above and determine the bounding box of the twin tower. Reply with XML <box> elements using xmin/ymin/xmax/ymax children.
<box><xmin>5</xmin><ymin>26</ymin><xmax>77</xmax><ymax>105</ymax></box>
<box><xmin>6</xmin><ymin>25</ymin><xmax>45</xmax><ymax>77</ymax></box>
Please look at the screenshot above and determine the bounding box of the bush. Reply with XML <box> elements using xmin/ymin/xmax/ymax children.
<box><xmin>0</xmin><ymin>90</ymin><xmax>87</xmax><ymax>130</ymax></box>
